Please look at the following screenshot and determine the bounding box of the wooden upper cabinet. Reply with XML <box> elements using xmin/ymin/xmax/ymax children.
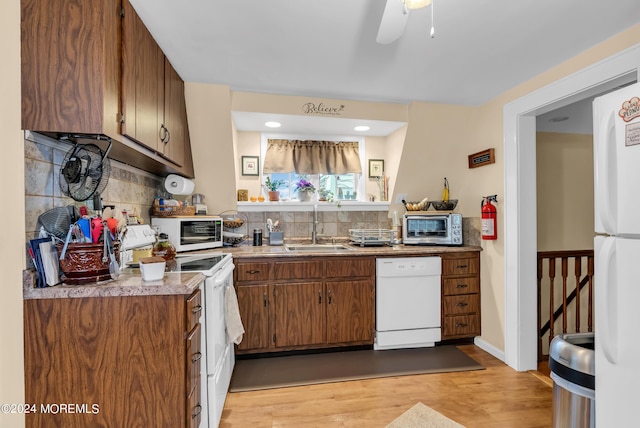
<box><xmin>121</xmin><ymin>0</ymin><xmax>164</xmax><ymax>152</ymax></box>
<box><xmin>21</xmin><ymin>0</ymin><xmax>195</xmax><ymax>177</ymax></box>
<box><xmin>121</xmin><ymin>0</ymin><xmax>188</xmax><ymax>168</ymax></box>
<box><xmin>21</xmin><ymin>0</ymin><xmax>121</xmax><ymax>136</ymax></box>
<box><xmin>163</xmin><ymin>60</ymin><xmax>187</xmax><ymax>167</ymax></box>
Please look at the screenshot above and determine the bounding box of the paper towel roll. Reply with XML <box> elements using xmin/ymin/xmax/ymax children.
<box><xmin>164</xmin><ymin>174</ymin><xmax>195</xmax><ymax>195</ymax></box>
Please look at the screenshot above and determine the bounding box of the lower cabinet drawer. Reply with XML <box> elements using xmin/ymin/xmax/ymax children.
<box><xmin>187</xmin><ymin>386</ymin><xmax>202</xmax><ymax>428</ymax></box>
<box><xmin>443</xmin><ymin>294</ymin><xmax>479</xmax><ymax>316</ymax></box>
<box><xmin>443</xmin><ymin>315</ymin><xmax>480</xmax><ymax>338</ymax></box>
<box><xmin>442</xmin><ymin>277</ymin><xmax>480</xmax><ymax>296</ymax></box>
<box><xmin>186</xmin><ymin>323</ymin><xmax>201</xmax><ymax>397</ymax></box>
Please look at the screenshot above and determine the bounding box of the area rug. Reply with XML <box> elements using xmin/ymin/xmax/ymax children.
<box><xmin>229</xmin><ymin>345</ymin><xmax>483</xmax><ymax>392</ymax></box>
<box><xmin>386</xmin><ymin>402</ymin><xmax>465</xmax><ymax>428</ymax></box>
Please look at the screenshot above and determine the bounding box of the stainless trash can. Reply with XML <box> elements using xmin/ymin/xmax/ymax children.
<box><xmin>549</xmin><ymin>332</ymin><xmax>595</xmax><ymax>428</ymax></box>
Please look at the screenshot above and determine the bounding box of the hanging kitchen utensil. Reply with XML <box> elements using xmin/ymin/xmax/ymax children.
<box><xmin>106</xmin><ymin>230</ymin><xmax>119</xmax><ymax>280</ymax></box>
<box><xmin>59</xmin><ymin>140</ymin><xmax>112</xmax><ymax>202</ymax></box>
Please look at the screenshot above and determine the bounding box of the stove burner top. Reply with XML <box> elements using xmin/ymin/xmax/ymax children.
<box><xmin>176</xmin><ymin>254</ymin><xmax>226</xmax><ymax>272</ymax></box>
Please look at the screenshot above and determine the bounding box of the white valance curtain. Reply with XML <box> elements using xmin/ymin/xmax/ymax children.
<box><xmin>263</xmin><ymin>139</ymin><xmax>362</xmax><ymax>174</ymax></box>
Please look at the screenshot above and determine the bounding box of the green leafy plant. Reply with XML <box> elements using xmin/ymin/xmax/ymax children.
<box><xmin>264</xmin><ymin>176</ymin><xmax>285</xmax><ymax>191</ymax></box>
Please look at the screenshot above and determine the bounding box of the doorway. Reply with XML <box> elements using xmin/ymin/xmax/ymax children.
<box><xmin>503</xmin><ymin>45</ymin><xmax>639</xmax><ymax>371</ymax></box>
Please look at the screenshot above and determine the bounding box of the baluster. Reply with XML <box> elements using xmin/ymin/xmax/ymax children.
<box><xmin>562</xmin><ymin>257</ymin><xmax>568</xmax><ymax>334</ymax></box>
<box><xmin>548</xmin><ymin>257</ymin><xmax>556</xmax><ymax>346</ymax></box>
<box><xmin>575</xmin><ymin>256</ymin><xmax>582</xmax><ymax>332</ymax></box>
<box><xmin>537</xmin><ymin>256</ymin><xmax>543</xmax><ymax>362</ymax></box>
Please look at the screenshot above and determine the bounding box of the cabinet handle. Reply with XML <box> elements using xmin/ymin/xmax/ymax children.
<box><xmin>455</xmin><ymin>323</ymin><xmax>468</xmax><ymax>328</ymax></box>
<box><xmin>263</xmin><ymin>292</ymin><xmax>267</xmax><ymax>307</ymax></box>
<box><xmin>318</xmin><ymin>290</ymin><xmax>322</xmax><ymax>304</ymax></box>
<box><xmin>164</xmin><ymin>127</ymin><xmax>171</xmax><ymax>144</ymax></box>
<box><xmin>456</xmin><ymin>302</ymin><xmax>468</xmax><ymax>307</ymax></box>
<box><xmin>328</xmin><ymin>290</ymin><xmax>332</xmax><ymax>304</ymax></box>
<box><xmin>456</xmin><ymin>264</ymin><xmax>468</xmax><ymax>269</ymax></box>
<box><xmin>159</xmin><ymin>124</ymin><xmax>168</xmax><ymax>143</ymax></box>
<box><xmin>191</xmin><ymin>305</ymin><xmax>202</xmax><ymax>314</ymax></box>
<box><xmin>247</xmin><ymin>269</ymin><xmax>261</xmax><ymax>275</ymax></box>
<box><xmin>192</xmin><ymin>404</ymin><xmax>202</xmax><ymax>419</ymax></box>
<box><xmin>456</xmin><ymin>284</ymin><xmax>468</xmax><ymax>288</ymax></box>
<box><xmin>191</xmin><ymin>352</ymin><xmax>202</xmax><ymax>363</ymax></box>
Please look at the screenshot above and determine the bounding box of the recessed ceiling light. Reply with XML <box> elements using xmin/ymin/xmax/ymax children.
<box><xmin>549</xmin><ymin>116</ymin><xmax>570</xmax><ymax>123</ymax></box>
<box><xmin>265</xmin><ymin>121</ymin><xmax>281</xmax><ymax>128</ymax></box>
<box><xmin>354</xmin><ymin>125</ymin><xmax>370</xmax><ymax>131</ymax></box>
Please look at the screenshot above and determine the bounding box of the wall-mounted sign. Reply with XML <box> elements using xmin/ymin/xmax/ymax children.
<box><xmin>468</xmin><ymin>148</ymin><xmax>495</xmax><ymax>169</ymax></box>
<box><xmin>301</xmin><ymin>102</ymin><xmax>345</xmax><ymax>116</ymax></box>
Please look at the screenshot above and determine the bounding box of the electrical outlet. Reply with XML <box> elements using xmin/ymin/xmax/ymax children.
<box><xmin>395</xmin><ymin>193</ymin><xmax>407</xmax><ymax>203</ymax></box>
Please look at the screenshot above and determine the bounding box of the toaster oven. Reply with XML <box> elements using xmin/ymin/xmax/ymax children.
<box><xmin>402</xmin><ymin>212</ymin><xmax>463</xmax><ymax>246</ymax></box>
<box><xmin>151</xmin><ymin>216</ymin><xmax>223</xmax><ymax>252</ymax></box>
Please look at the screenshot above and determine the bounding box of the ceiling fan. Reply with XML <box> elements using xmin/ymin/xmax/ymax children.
<box><xmin>376</xmin><ymin>0</ymin><xmax>434</xmax><ymax>44</ymax></box>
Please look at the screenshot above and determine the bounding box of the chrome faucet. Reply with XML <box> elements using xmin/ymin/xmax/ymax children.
<box><xmin>311</xmin><ymin>204</ymin><xmax>318</xmax><ymax>245</ymax></box>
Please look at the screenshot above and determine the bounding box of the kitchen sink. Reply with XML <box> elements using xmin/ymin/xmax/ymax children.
<box><xmin>284</xmin><ymin>243</ymin><xmax>355</xmax><ymax>252</ymax></box>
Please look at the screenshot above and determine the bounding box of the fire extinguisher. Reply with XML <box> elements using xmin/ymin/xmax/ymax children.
<box><xmin>481</xmin><ymin>195</ymin><xmax>498</xmax><ymax>240</ymax></box>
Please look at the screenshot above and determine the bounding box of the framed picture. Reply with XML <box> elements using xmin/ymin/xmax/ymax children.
<box><xmin>241</xmin><ymin>156</ymin><xmax>259</xmax><ymax>176</ymax></box>
<box><xmin>368</xmin><ymin>159</ymin><xmax>384</xmax><ymax>178</ymax></box>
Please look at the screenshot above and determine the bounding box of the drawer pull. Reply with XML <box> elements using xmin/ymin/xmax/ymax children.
<box><xmin>456</xmin><ymin>302</ymin><xmax>468</xmax><ymax>307</ymax></box>
<box><xmin>192</xmin><ymin>404</ymin><xmax>202</xmax><ymax>419</ymax></box>
<box><xmin>263</xmin><ymin>292</ymin><xmax>267</xmax><ymax>307</ymax></box>
<box><xmin>247</xmin><ymin>269</ymin><xmax>261</xmax><ymax>274</ymax></box>
<box><xmin>456</xmin><ymin>264</ymin><xmax>468</xmax><ymax>269</ymax></box>
<box><xmin>456</xmin><ymin>284</ymin><xmax>468</xmax><ymax>288</ymax></box>
<box><xmin>455</xmin><ymin>323</ymin><xmax>468</xmax><ymax>328</ymax></box>
<box><xmin>191</xmin><ymin>305</ymin><xmax>202</xmax><ymax>314</ymax></box>
<box><xmin>191</xmin><ymin>352</ymin><xmax>202</xmax><ymax>363</ymax></box>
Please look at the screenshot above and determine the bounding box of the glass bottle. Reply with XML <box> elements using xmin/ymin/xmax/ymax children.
<box><xmin>152</xmin><ymin>233</ymin><xmax>176</xmax><ymax>261</ymax></box>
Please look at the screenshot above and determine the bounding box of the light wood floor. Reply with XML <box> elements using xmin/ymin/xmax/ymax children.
<box><xmin>220</xmin><ymin>345</ymin><xmax>553</xmax><ymax>427</ymax></box>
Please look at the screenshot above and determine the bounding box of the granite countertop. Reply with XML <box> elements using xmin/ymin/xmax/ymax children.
<box><xmin>23</xmin><ymin>269</ymin><xmax>204</xmax><ymax>300</ymax></box>
<box><xmin>23</xmin><ymin>242</ymin><xmax>480</xmax><ymax>300</ymax></box>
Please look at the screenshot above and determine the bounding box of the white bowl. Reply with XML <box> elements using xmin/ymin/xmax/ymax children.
<box><xmin>139</xmin><ymin>260</ymin><xmax>166</xmax><ymax>281</ymax></box>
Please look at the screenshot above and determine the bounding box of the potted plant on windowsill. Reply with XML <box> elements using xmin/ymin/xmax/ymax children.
<box><xmin>294</xmin><ymin>177</ymin><xmax>316</xmax><ymax>202</ymax></box>
<box><xmin>264</xmin><ymin>177</ymin><xmax>285</xmax><ymax>201</ymax></box>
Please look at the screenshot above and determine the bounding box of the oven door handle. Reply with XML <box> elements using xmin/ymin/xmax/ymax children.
<box><xmin>212</xmin><ymin>263</ymin><xmax>235</xmax><ymax>287</ymax></box>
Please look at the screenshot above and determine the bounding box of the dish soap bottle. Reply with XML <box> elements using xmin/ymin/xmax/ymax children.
<box><xmin>152</xmin><ymin>233</ymin><xmax>176</xmax><ymax>261</ymax></box>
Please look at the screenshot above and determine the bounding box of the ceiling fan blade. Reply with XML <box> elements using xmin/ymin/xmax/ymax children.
<box><xmin>376</xmin><ymin>0</ymin><xmax>409</xmax><ymax>44</ymax></box>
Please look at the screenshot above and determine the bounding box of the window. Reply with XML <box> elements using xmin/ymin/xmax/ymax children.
<box><xmin>261</xmin><ymin>135</ymin><xmax>365</xmax><ymax>201</ymax></box>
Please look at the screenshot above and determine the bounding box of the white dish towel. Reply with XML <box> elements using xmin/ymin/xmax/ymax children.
<box><xmin>225</xmin><ymin>284</ymin><xmax>245</xmax><ymax>345</ymax></box>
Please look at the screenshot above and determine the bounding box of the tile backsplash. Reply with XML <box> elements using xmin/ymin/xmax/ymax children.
<box><xmin>24</xmin><ymin>133</ymin><xmax>164</xmax><ymax>241</ymax></box>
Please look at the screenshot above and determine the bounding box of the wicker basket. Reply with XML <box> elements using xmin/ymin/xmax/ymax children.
<box><xmin>152</xmin><ymin>205</ymin><xmax>196</xmax><ymax>217</ymax></box>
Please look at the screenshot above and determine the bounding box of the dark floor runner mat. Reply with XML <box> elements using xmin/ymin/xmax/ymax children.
<box><xmin>229</xmin><ymin>345</ymin><xmax>484</xmax><ymax>392</ymax></box>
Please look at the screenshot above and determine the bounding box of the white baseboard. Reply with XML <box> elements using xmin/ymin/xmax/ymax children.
<box><xmin>473</xmin><ymin>337</ymin><xmax>505</xmax><ymax>362</ymax></box>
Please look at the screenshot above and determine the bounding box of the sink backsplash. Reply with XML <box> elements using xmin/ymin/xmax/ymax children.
<box><xmin>24</xmin><ymin>133</ymin><xmax>164</xmax><ymax>242</ymax></box>
<box><xmin>236</xmin><ymin>209</ymin><xmax>481</xmax><ymax>246</ymax></box>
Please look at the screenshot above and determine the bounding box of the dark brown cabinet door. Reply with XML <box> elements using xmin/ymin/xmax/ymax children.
<box><xmin>162</xmin><ymin>59</ymin><xmax>187</xmax><ymax>166</ymax></box>
<box><xmin>326</xmin><ymin>280</ymin><xmax>374</xmax><ymax>344</ymax></box>
<box><xmin>236</xmin><ymin>284</ymin><xmax>271</xmax><ymax>351</ymax></box>
<box><xmin>21</xmin><ymin>0</ymin><xmax>121</xmax><ymax>136</ymax></box>
<box><xmin>121</xmin><ymin>0</ymin><xmax>164</xmax><ymax>151</ymax></box>
<box><xmin>274</xmin><ymin>282</ymin><xmax>325</xmax><ymax>348</ymax></box>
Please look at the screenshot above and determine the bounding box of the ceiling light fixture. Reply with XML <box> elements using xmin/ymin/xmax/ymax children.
<box><xmin>403</xmin><ymin>0</ymin><xmax>432</xmax><ymax>10</ymax></box>
<box><xmin>264</xmin><ymin>121</ymin><xmax>281</xmax><ymax>128</ymax></box>
<box><xmin>354</xmin><ymin>125</ymin><xmax>370</xmax><ymax>132</ymax></box>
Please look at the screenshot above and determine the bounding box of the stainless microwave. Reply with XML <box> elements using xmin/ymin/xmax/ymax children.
<box><xmin>402</xmin><ymin>213</ymin><xmax>463</xmax><ymax>246</ymax></box>
<box><xmin>151</xmin><ymin>216</ymin><xmax>223</xmax><ymax>252</ymax></box>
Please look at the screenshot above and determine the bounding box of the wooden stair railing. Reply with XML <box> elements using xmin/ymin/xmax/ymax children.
<box><xmin>537</xmin><ymin>250</ymin><xmax>594</xmax><ymax>361</ymax></box>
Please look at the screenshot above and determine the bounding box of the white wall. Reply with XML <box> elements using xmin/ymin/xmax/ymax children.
<box><xmin>1</xmin><ymin>0</ymin><xmax>26</xmax><ymax>426</ymax></box>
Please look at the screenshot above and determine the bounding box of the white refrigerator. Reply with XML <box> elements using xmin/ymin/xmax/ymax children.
<box><xmin>593</xmin><ymin>82</ymin><xmax>640</xmax><ymax>426</ymax></box>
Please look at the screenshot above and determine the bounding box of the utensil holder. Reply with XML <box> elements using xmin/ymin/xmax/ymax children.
<box><xmin>269</xmin><ymin>231</ymin><xmax>284</xmax><ymax>246</ymax></box>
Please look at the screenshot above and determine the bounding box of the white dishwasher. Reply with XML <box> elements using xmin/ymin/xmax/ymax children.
<box><xmin>375</xmin><ymin>257</ymin><xmax>442</xmax><ymax>350</ymax></box>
